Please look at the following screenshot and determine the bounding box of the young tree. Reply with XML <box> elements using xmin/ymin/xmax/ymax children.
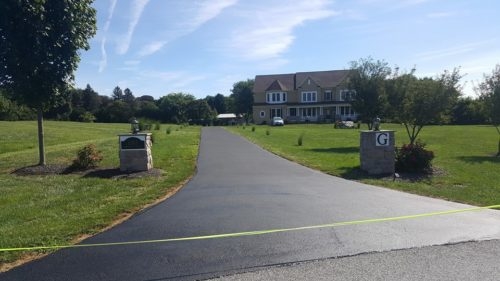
<box><xmin>0</xmin><ymin>0</ymin><xmax>96</xmax><ymax>165</ymax></box>
<box><xmin>477</xmin><ymin>64</ymin><xmax>500</xmax><ymax>156</ymax></box>
<box><xmin>348</xmin><ymin>57</ymin><xmax>392</xmax><ymax>129</ymax></box>
<box><xmin>393</xmin><ymin>68</ymin><xmax>463</xmax><ymax>144</ymax></box>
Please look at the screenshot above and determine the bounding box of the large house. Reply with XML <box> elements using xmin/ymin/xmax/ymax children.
<box><xmin>252</xmin><ymin>70</ymin><xmax>358</xmax><ymax>124</ymax></box>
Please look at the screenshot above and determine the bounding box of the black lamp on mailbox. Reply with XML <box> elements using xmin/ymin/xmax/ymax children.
<box><xmin>130</xmin><ymin>118</ymin><xmax>140</xmax><ymax>134</ymax></box>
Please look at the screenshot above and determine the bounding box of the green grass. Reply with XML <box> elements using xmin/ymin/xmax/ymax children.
<box><xmin>0</xmin><ymin>121</ymin><xmax>200</xmax><ymax>267</ymax></box>
<box><xmin>229</xmin><ymin>124</ymin><xmax>500</xmax><ymax>206</ymax></box>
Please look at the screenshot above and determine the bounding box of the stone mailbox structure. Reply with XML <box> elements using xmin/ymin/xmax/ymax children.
<box><xmin>360</xmin><ymin>130</ymin><xmax>395</xmax><ymax>175</ymax></box>
<box><xmin>119</xmin><ymin>133</ymin><xmax>153</xmax><ymax>172</ymax></box>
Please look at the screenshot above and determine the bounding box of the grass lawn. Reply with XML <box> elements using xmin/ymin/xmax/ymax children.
<box><xmin>228</xmin><ymin>124</ymin><xmax>500</xmax><ymax>206</ymax></box>
<box><xmin>0</xmin><ymin>121</ymin><xmax>200</xmax><ymax>269</ymax></box>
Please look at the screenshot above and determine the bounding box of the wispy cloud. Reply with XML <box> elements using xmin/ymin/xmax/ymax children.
<box><xmin>415</xmin><ymin>41</ymin><xmax>493</xmax><ymax>61</ymax></box>
<box><xmin>190</xmin><ymin>0</ymin><xmax>238</xmax><ymax>29</ymax></box>
<box><xmin>138</xmin><ymin>0</ymin><xmax>237</xmax><ymax>57</ymax></box>
<box><xmin>99</xmin><ymin>0</ymin><xmax>117</xmax><ymax>72</ymax></box>
<box><xmin>117</xmin><ymin>0</ymin><xmax>150</xmax><ymax>55</ymax></box>
<box><xmin>138</xmin><ymin>41</ymin><xmax>167</xmax><ymax>57</ymax></box>
<box><xmin>229</xmin><ymin>0</ymin><xmax>337</xmax><ymax>60</ymax></box>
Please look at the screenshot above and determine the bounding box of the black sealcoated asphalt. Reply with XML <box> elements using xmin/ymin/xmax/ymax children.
<box><xmin>1</xmin><ymin>127</ymin><xmax>500</xmax><ymax>281</ymax></box>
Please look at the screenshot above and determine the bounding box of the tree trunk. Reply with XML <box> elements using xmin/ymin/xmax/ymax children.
<box><xmin>497</xmin><ymin>136</ymin><xmax>500</xmax><ymax>157</ymax></box>
<box><xmin>496</xmin><ymin>126</ymin><xmax>500</xmax><ymax>157</ymax></box>
<box><xmin>37</xmin><ymin>108</ymin><xmax>46</xmax><ymax>166</ymax></box>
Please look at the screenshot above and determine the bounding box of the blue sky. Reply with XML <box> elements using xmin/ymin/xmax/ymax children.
<box><xmin>75</xmin><ymin>0</ymin><xmax>500</xmax><ymax>99</ymax></box>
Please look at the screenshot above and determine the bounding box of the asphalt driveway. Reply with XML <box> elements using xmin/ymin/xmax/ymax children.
<box><xmin>2</xmin><ymin>127</ymin><xmax>500</xmax><ymax>281</ymax></box>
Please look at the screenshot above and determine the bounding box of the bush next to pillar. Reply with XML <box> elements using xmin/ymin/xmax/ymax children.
<box><xmin>395</xmin><ymin>141</ymin><xmax>434</xmax><ymax>173</ymax></box>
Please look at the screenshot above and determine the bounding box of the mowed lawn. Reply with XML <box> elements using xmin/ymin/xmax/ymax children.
<box><xmin>228</xmin><ymin>124</ymin><xmax>500</xmax><ymax>206</ymax></box>
<box><xmin>0</xmin><ymin>121</ymin><xmax>200</xmax><ymax>269</ymax></box>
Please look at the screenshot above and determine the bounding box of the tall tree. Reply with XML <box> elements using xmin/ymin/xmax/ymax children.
<box><xmin>0</xmin><ymin>0</ymin><xmax>97</xmax><ymax>165</ymax></box>
<box><xmin>231</xmin><ymin>79</ymin><xmax>254</xmax><ymax>122</ymax></box>
<box><xmin>348</xmin><ymin>57</ymin><xmax>392</xmax><ymax>129</ymax></box>
<box><xmin>112</xmin><ymin>86</ymin><xmax>123</xmax><ymax>101</ymax></box>
<box><xmin>477</xmin><ymin>64</ymin><xmax>500</xmax><ymax>156</ymax></box>
<box><xmin>123</xmin><ymin>88</ymin><xmax>135</xmax><ymax>103</ymax></box>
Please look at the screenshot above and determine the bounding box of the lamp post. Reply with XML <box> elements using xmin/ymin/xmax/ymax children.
<box><xmin>131</xmin><ymin>118</ymin><xmax>140</xmax><ymax>134</ymax></box>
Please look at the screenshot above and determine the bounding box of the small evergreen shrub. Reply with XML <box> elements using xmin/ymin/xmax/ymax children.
<box><xmin>72</xmin><ymin>144</ymin><xmax>103</xmax><ymax>169</ymax></box>
<box><xmin>154</xmin><ymin>122</ymin><xmax>160</xmax><ymax>130</ymax></box>
<box><xmin>297</xmin><ymin>133</ymin><xmax>304</xmax><ymax>146</ymax></box>
<box><xmin>166</xmin><ymin>127</ymin><xmax>172</xmax><ymax>134</ymax></box>
<box><xmin>396</xmin><ymin>141</ymin><xmax>435</xmax><ymax>173</ymax></box>
<box><xmin>252</xmin><ymin>126</ymin><xmax>255</xmax><ymax>132</ymax></box>
<box><xmin>266</xmin><ymin>129</ymin><xmax>270</xmax><ymax>135</ymax></box>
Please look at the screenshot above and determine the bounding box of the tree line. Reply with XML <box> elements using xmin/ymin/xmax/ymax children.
<box><xmin>0</xmin><ymin>80</ymin><xmax>255</xmax><ymax>125</ymax></box>
<box><xmin>347</xmin><ymin>58</ymin><xmax>500</xmax><ymax>147</ymax></box>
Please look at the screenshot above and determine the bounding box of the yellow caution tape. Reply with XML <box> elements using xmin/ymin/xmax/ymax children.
<box><xmin>1</xmin><ymin>204</ymin><xmax>499</xmax><ymax>252</ymax></box>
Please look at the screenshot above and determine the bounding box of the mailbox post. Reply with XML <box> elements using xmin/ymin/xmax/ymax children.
<box><xmin>360</xmin><ymin>130</ymin><xmax>395</xmax><ymax>175</ymax></box>
<box><xmin>118</xmin><ymin>133</ymin><xmax>153</xmax><ymax>172</ymax></box>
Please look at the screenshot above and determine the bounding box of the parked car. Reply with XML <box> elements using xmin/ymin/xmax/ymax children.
<box><xmin>272</xmin><ymin>116</ymin><xmax>285</xmax><ymax>126</ymax></box>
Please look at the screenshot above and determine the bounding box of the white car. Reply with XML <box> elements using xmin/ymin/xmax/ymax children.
<box><xmin>272</xmin><ymin>117</ymin><xmax>285</xmax><ymax>126</ymax></box>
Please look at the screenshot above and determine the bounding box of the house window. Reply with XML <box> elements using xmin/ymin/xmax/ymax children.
<box><xmin>340</xmin><ymin>106</ymin><xmax>354</xmax><ymax>116</ymax></box>
<box><xmin>260</xmin><ymin>111</ymin><xmax>265</xmax><ymax>118</ymax></box>
<box><xmin>301</xmin><ymin>107</ymin><xmax>317</xmax><ymax>117</ymax></box>
<box><xmin>289</xmin><ymin>108</ymin><xmax>297</xmax><ymax>116</ymax></box>
<box><xmin>324</xmin><ymin>90</ymin><xmax>332</xmax><ymax>101</ymax></box>
<box><xmin>266</xmin><ymin>92</ymin><xmax>287</xmax><ymax>104</ymax></box>
<box><xmin>301</xmin><ymin>91</ymin><xmax>317</xmax><ymax>103</ymax></box>
<box><xmin>340</xmin><ymin>90</ymin><xmax>355</xmax><ymax>101</ymax></box>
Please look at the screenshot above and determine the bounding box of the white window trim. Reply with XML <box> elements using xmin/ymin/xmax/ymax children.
<box><xmin>266</xmin><ymin>92</ymin><xmax>287</xmax><ymax>104</ymax></box>
<box><xmin>259</xmin><ymin>111</ymin><xmax>265</xmax><ymax>118</ymax></box>
<box><xmin>301</xmin><ymin>91</ymin><xmax>317</xmax><ymax>103</ymax></box>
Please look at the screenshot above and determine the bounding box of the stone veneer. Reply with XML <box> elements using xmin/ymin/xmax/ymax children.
<box><xmin>119</xmin><ymin>133</ymin><xmax>153</xmax><ymax>172</ymax></box>
<box><xmin>359</xmin><ymin>130</ymin><xmax>395</xmax><ymax>175</ymax></box>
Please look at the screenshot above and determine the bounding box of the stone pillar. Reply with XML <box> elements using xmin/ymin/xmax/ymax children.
<box><xmin>360</xmin><ymin>130</ymin><xmax>395</xmax><ymax>175</ymax></box>
<box><xmin>119</xmin><ymin>133</ymin><xmax>153</xmax><ymax>172</ymax></box>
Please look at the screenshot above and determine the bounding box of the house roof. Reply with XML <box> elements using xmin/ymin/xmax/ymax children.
<box><xmin>254</xmin><ymin>70</ymin><xmax>350</xmax><ymax>93</ymax></box>
<box><xmin>253</xmin><ymin>73</ymin><xmax>295</xmax><ymax>93</ymax></box>
<box><xmin>266</xmin><ymin>79</ymin><xmax>289</xmax><ymax>91</ymax></box>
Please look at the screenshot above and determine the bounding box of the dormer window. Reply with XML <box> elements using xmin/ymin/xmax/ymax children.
<box><xmin>266</xmin><ymin>92</ymin><xmax>287</xmax><ymax>104</ymax></box>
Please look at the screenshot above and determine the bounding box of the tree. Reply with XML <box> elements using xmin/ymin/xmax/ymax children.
<box><xmin>392</xmin><ymin>68</ymin><xmax>463</xmax><ymax>144</ymax></box>
<box><xmin>158</xmin><ymin>92</ymin><xmax>196</xmax><ymax>123</ymax></box>
<box><xmin>0</xmin><ymin>0</ymin><xmax>96</xmax><ymax>165</ymax></box>
<box><xmin>348</xmin><ymin>57</ymin><xmax>391</xmax><ymax>129</ymax></box>
<box><xmin>123</xmin><ymin>88</ymin><xmax>135</xmax><ymax>103</ymax></box>
<box><xmin>231</xmin><ymin>79</ymin><xmax>254</xmax><ymax>122</ymax></box>
<box><xmin>186</xmin><ymin>99</ymin><xmax>216</xmax><ymax>124</ymax></box>
<box><xmin>451</xmin><ymin>97</ymin><xmax>487</xmax><ymax>125</ymax></box>
<box><xmin>477</xmin><ymin>64</ymin><xmax>500</xmax><ymax>156</ymax></box>
<box><xmin>112</xmin><ymin>86</ymin><xmax>123</xmax><ymax>101</ymax></box>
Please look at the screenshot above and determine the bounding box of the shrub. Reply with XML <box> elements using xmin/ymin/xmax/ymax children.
<box><xmin>396</xmin><ymin>140</ymin><xmax>435</xmax><ymax>173</ymax></box>
<box><xmin>166</xmin><ymin>127</ymin><xmax>172</xmax><ymax>134</ymax></box>
<box><xmin>252</xmin><ymin>126</ymin><xmax>255</xmax><ymax>132</ymax></box>
<box><xmin>72</xmin><ymin>144</ymin><xmax>103</xmax><ymax>169</ymax></box>
<box><xmin>297</xmin><ymin>133</ymin><xmax>304</xmax><ymax>146</ymax></box>
<box><xmin>266</xmin><ymin>128</ymin><xmax>270</xmax><ymax>135</ymax></box>
<box><xmin>154</xmin><ymin>122</ymin><xmax>160</xmax><ymax>130</ymax></box>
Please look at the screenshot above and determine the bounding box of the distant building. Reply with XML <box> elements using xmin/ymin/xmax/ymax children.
<box><xmin>216</xmin><ymin>113</ymin><xmax>242</xmax><ymax>125</ymax></box>
<box><xmin>252</xmin><ymin>70</ymin><xmax>357</xmax><ymax>124</ymax></box>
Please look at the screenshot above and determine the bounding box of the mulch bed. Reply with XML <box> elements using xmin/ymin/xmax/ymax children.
<box><xmin>11</xmin><ymin>164</ymin><xmax>164</xmax><ymax>179</ymax></box>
